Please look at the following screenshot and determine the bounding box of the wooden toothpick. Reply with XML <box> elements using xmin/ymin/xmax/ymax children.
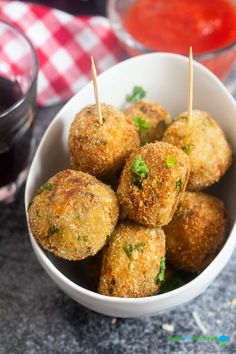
<box><xmin>187</xmin><ymin>46</ymin><xmax>193</xmax><ymax>125</ymax></box>
<box><xmin>91</xmin><ymin>56</ymin><xmax>103</xmax><ymax>124</ymax></box>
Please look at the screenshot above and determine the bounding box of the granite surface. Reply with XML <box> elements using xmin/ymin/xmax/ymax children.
<box><xmin>1</xmin><ymin>105</ymin><xmax>236</xmax><ymax>354</ymax></box>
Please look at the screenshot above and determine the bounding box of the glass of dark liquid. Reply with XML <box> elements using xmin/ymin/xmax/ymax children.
<box><xmin>0</xmin><ymin>21</ymin><xmax>38</xmax><ymax>203</ymax></box>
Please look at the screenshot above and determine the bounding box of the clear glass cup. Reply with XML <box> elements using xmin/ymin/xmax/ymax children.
<box><xmin>0</xmin><ymin>20</ymin><xmax>38</xmax><ymax>203</ymax></box>
<box><xmin>107</xmin><ymin>0</ymin><xmax>236</xmax><ymax>94</ymax></box>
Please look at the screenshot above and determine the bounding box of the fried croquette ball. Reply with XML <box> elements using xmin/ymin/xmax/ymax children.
<box><xmin>117</xmin><ymin>142</ymin><xmax>190</xmax><ymax>227</ymax></box>
<box><xmin>125</xmin><ymin>100</ymin><xmax>172</xmax><ymax>145</ymax></box>
<box><xmin>163</xmin><ymin>110</ymin><xmax>232</xmax><ymax>190</ymax></box>
<box><xmin>28</xmin><ymin>169</ymin><xmax>119</xmax><ymax>261</ymax></box>
<box><xmin>98</xmin><ymin>221</ymin><xmax>166</xmax><ymax>298</ymax></box>
<box><xmin>68</xmin><ymin>104</ymin><xmax>140</xmax><ymax>179</ymax></box>
<box><xmin>164</xmin><ymin>192</ymin><xmax>228</xmax><ymax>273</ymax></box>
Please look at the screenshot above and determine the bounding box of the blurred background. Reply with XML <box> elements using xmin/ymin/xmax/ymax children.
<box><xmin>22</xmin><ymin>0</ymin><xmax>107</xmax><ymax>15</ymax></box>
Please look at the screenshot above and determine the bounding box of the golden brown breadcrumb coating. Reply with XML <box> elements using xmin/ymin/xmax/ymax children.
<box><xmin>164</xmin><ymin>191</ymin><xmax>228</xmax><ymax>273</ymax></box>
<box><xmin>163</xmin><ymin>110</ymin><xmax>232</xmax><ymax>190</ymax></box>
<box><xmin>125</xmin><ymin>100</ymin><xmax>172</xmax><ymax>145</ymax></box>
<box><xmin>98</xmin><ymin>221</ymin><xmax>166</xmax><ymax>298</ymax></box>
<box><xmin>28</xmin><ymin>169</ymin><xmax>119</xmax><ymax>261</ymax></box>
<box><xmin>117</xmin><ymin>142</ymin><xmax>190</xmax><ymax>227</ymax></box>
<box><xmin>68</xmin><ymin>104</ymin><xmax>140</xmax><ymax>179</ymax></box>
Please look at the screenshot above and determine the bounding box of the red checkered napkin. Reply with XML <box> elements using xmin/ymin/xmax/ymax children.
<box><xmin>0</xmin><ymin>1</ymin><xmax>126</xmax><ymax>105</ymax></box>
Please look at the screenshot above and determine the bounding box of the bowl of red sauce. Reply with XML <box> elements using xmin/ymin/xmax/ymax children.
<box><xmin>107</xmin><ymin>0</ymin><xmax>236</xmax><ymax>82</ymax></box>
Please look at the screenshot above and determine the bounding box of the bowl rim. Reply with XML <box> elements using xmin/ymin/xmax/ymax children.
<box><xmin>107</xmin><ymin>0</ymin><xmax>236</xmax><ymax>60</ymax></box>
<box><xmin>25</xmin><ymin>52</ymin><xmax>236</xmax><ymax>303</ymax></box>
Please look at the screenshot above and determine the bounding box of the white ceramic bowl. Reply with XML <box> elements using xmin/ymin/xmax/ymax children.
<box><xmin>25</xmin><ymin>53</ymin><xmax>236</xmax><ymax>318</ymax></box>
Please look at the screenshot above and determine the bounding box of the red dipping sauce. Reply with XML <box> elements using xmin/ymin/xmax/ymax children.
<box><xmin>124</xmin><ymin>0</ymin><xmax>236</xmax><ymax>79</ymax></box>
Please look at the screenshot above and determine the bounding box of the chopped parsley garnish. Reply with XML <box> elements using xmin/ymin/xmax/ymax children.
<box><xmin>155</xmin><ymin>257</ymin><xmax>166</xmax><ymax>284</ymax></box>
<box><xmin>124</xmin><ymin>242</ymin><xmax>146</xmax><ymax>259</ymax></box>
<box><xmin>131</xmin><ymin>155</ymin><xmax>149</xmax><ymax>188</ymax></box>
<box><xmin>36</xmin><ymin>182</ymin><xmax>55</xmax><ymax>195</ymax></box>
<box><xmin>135</xmin><ymin>242</ymin><xmax>145</xmax><ymax>252</ymax></box>
<box><xmin>132</xmin><ymin>155</ymin><xmax>149</xmax><ymax>178</ymax></box>
<box><xmin>48</xmin><ymin>226</ymin><xmax>60</xmax><ymax>236</ymax></box>
<box><xmin>134</xmin><ymin>116</ymin><xmax>151</xmax><ymax>132</ymax></box>
<box><xmin>126</xmin><ymin>86</ymin><xmax>146</xmax><ymax>103</ymax></box>
<box><xmin>165</xmin><ymin>156</ymin><xmax>176</xmax><ymax>169</ymax></box>
<box><xmin>160</xmin><ymin>276</ymin><xmax>185</xmax><ymax>294</ymax></box>
<box><xmin>182</xmin><ymin>145</ymin><xmax>193</xmax><ymax>155</ymax></box>
<box><xmin>124</xmin><ymin>244</ymin><xmax>133</xmax><ymax>259</ymax></box>
<box><xmin>176</xmin><ymin>178</ymin><xmax>182</xmax><ymax>191</ymax></box>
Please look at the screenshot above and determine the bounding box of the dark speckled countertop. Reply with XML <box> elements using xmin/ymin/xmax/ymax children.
<box><xmin>0</xmin><ymin>104</ymin><xmax>236</xmax><ymax>354</ymax></box>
